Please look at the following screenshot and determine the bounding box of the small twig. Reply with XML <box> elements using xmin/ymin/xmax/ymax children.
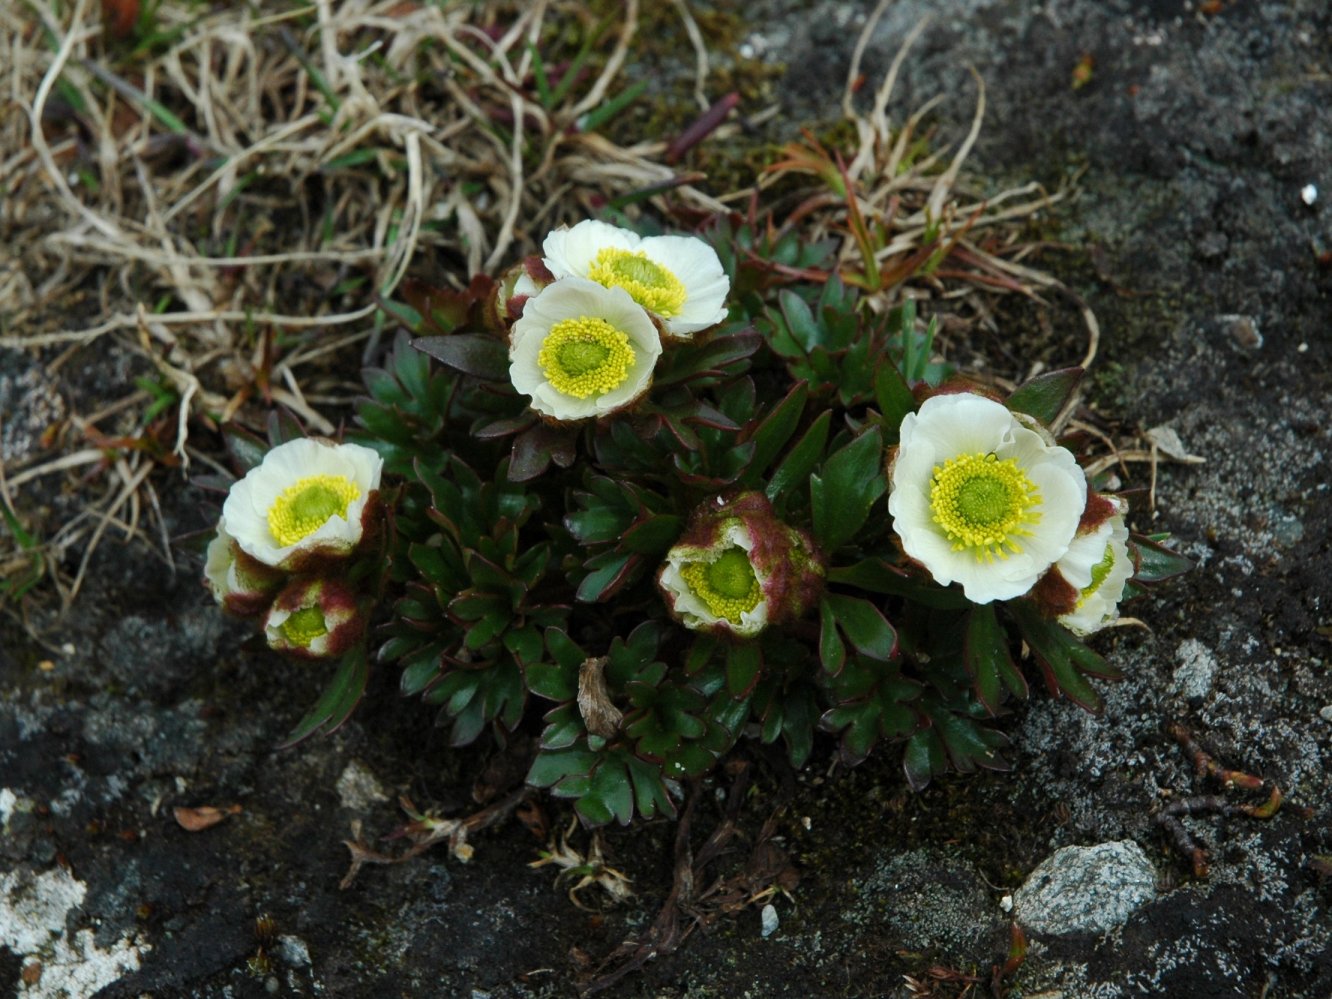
<box><xmin>340</xmin><ymin>788</ymin><xmax>530</xmax><ymax>890</ymax></box>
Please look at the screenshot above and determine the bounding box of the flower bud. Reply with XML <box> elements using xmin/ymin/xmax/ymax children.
<box><xmin>492</xmin><ymin>255</ymin><xmax>555</xmax><ymax>326</ymax></box>
<box><xmin>263</xmin><ymin>576</ymin><xmax>366</xmax><ymax>660</ymax></box>
<box><xmin>203</xmin><ymin>519</ymin><xmax>283</xmax><ymax>617</ymax></box>
<box><xmin>657</xmin><ymin>492</ymin><xmax>823</xmax><ymax>638</ymax></box>
<box><xmin>1030</xmin><ymin>494</ymin><xmax>1132</xmax><ymax>634</ymax></box>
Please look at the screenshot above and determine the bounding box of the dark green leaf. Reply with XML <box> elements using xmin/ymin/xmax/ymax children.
<box><xmin>399</xmin><ymin>645</ymin><xmax>443</xmax><ymax>697</ymax></box>
<box><xmin>873</xmin><ymin>360</ymin><xmax>915</xmax><ymax>443</ymax></box>
<box><xmin>825</xmin><ymin>593</ymin><xmax>897</xmax><ymax>661</ymax></box>
<box><xmin>963</xmin><ymin>604</ymin><xmax>1026</xmax><ymax>713</ymax></box>
<box><xmin>902</xmin><ymin>726</ymin><xmax>948</xmax><ymax>791</ymax></box>
<box><xmin>539</xmin><ymin>704</ymin><xmax>584</xmax><ymax>749</ymax></box>
<box><xmin>810</xmin><ymin>428</ymin><xmax>886</xmax><ymax>550</ymax></box>
<box><xmin>1008</xmin><ymin>601</ymin><xmax>1120</xmax><ymax>712</ymax></box>
<box><xmin>766</xmin><ymin>409</ymin><xmax>831</xmax><ymax>502</ymax></box>
<box><xmin>725</xmin><ymin>641</ymin><xmax>763</xmax><ymax>697</ymax></box>
<box><xmin>527</xmin><ymin>746</ymin><xmax>597</xmax><ymax>788</ymax></box>
<box><xmin>412</xmin><ymin>333</ymin><xmax>510</xmax><ymax>381</ymax></box>
<box><xmin>222</xmin><ymin>423</ymin><xmax>268</xmax><ymax>472</ymax></box>
<box><xmin>1128</xmin><ymin>535</ymin><xmax>1193</xmax><ymax>585</ymax></box>
<box><xmin>621</xmin><ymin>515</ymin><xmax>682</xmax><ymax>555</ymax></box>
<box><xmin>818</xmin><ymin>596</ymin><xmax>846</xmax><ymax>674</ymax></box>
<box><xmin>576</xmin><ymin>552</ymin><xmax>637</xmax><ymax>603</ymax></box>
<box><xmin>626</xmin><ymin>754</ymin><xmax>676</xmax><ymax>820</ymax></box>
<box><xmin>744</xmin><ymin>381</ymin><xmax>809</xmax><ymax>480</ymax></box>
<box><xmin>280</xmin><ymin>647</ymin><xmax>369</xmax><ymax>747</ymax></box>
<box><xmin>827</xmin><ymin>559</ymin><xmax>969</xmax><ymax>609</ymax></box>
<box><xmin>1006</xmin><ymin>367</ymin><xmax>1084</xmax><ymax>426</ymax></box>
<box><xmin>527</xmin><ymin>661</ymin><xmax>576</xmax><ymax>702</ymax></box>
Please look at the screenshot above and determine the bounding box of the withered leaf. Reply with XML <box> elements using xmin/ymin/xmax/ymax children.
<box><xmin>173</xmin><ymin>804</ymin><xmax>241</xmax><ymax>832</ymax></box>
<box><xmin>577</xmin><ymin>656</ymin><xmax>623</xmax><ymax>738</ymax></box>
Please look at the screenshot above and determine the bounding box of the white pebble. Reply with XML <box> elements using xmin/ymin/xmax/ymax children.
<box><xmin>760</xmin><ymin>903</ymin><xmax>779</xmax><ymax>937</ymax></box>
<box><xmin>1300</xmin><ymin>183</ymin><xmax>1318</xmax><ymax>205</ymax></box>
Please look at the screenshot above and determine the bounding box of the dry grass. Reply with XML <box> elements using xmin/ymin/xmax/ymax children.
<box><xmin>0</xmin><ymin>0</ymin><xmax>1106</xmax><ymax>621</ymax></box>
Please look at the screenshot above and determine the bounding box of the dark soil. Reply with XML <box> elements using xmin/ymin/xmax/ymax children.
<box><xmin>3</xmin><ymin>1</ymin><xmax>1330</xmax><ymax>997</ymax></box>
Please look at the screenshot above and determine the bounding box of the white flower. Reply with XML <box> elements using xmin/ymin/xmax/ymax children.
<box><xmin>222</xmin><ymin>438</ymin><xmax>383</xmax><ymax>570</ymax></box>
<box><xmin>203</xmin><ymin>518</ymin><xmax>282</xmax><ymax>616</ymax></box>
<box><xmin>542</xmin><ymin>220</ymin><xmax>729</xmax><ymax>337</ymax></box>
<box><xmin>263</xmin><ymin>576</ymin><xmax>364</xmax><ymax>660</ymax></box>
<box><xmin>888</xmin><ymin>393</ymin><xmax>1087</xmax><ymax>604</ymax></box>
<box><xmin>659</xmin><ymin>521</ymin><xmax>771</xmax><ymax>638</ymax></box>
<box><xmin>509</xmin><ymin>277</ymin><xmax>662</xmax><ymax>421</ymax></box>
<box><xmin>1058</xmin><ymin>507</ymin><xmax>1132</xmax><ymax>636</ymax></box>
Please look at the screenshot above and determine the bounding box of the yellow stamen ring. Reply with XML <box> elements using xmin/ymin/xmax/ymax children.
<box><xmin>537</xmin><ymin>316</ymin><xmax>635</xmax><ymax>399</ymax></box>
<box><xmin>587</xmin><ymin>247</ymin><xmax>687</xmax><ymax>318</ymax></box>
<box><xmin>280</xmin><ymin>606</ymin><xmax>328</xmax><ymax>647</ymax></box>
<box><xmin>267</xmin><ymin>474</ymin><xmax>360</xmax><ymax>547</ymax></box>
<box><xmin>929</xmin><ymin>451</ymin><xmax>1041</xmax><ymax>562</ymax></box>
<box><xmin>680</xmin><ymin>548</ymin><xmax>762</xmax><ymax>624</ymax></box>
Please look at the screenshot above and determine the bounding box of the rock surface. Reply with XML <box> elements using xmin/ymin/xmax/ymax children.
<box><xmin>3</xmin><ymin>0</ymin><xmax>1331</xmax><ymax>997</ymax></box>
<box><xmin>1014</xmin><ymin>841</ymin><xmax>1158</xmax><ymax>936</ymax></box>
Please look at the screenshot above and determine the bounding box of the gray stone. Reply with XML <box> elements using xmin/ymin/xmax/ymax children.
<box><xmin>1015</xmin><ymin>841</ymin><xmax>1158</xmax><ymax>937</ymax></box>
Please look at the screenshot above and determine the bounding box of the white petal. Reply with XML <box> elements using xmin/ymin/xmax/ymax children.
<box><xmin>911</xmin><ymin>394</ymin><xmax>1014</xmax><ymax>458</ymax></box>
<box><xmin>640</xmin><ymin>235</ymin><xmax>730</xmax><ymax>334</ymax></box>
<box><xmin>1055</xmin><ymin>521</ymin><xmax>1113</xmax><ymax>592</ymax></box>
<box><xmin>543</xmin><ymin>220</ymin><xmax>639</xmax><ymax>278</ymax></box>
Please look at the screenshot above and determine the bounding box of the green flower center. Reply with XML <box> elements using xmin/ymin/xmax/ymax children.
<box><xmin>537</xmin><ymin>317</ymin><xmax>636</xmax><ymax>399</ymax></box>
<box><xmin>268</xmin><ymin>475</ymin><xmax>360</xmax><ymax>547</ymax></box>
<box><xmin>280</xmin><ymin>606</ymin><xmax>328</xmax><ymax>647</ymax></box>
<box><xmin>1076</xmin><ymin>543</ymin><xmax>1116</xmax><ymax>608</ymax></box>
<box><xmin>680</xmin><ymin>548</ymin><xmax>762</xmax><ymax>624</ymax></box>
<box><xmin>587</xmin><ymin>247</ymin><xmax>687</xmax><ymax>317</ymax></box>
<box><xmin>929</xmin><ymin>451</ymin><xmax>1041</xmax><ymax>561</ymax></box>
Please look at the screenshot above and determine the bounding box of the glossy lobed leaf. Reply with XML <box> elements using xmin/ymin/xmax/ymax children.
<box><xmin>824</xmin><ymin>593</ymin><xmax>898</xmax><ymax>662</ymax></box>
<box><xmin>809</xmin><ymin>428</ymin><xmax>886</xmax><ymax>551</ymax></box>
